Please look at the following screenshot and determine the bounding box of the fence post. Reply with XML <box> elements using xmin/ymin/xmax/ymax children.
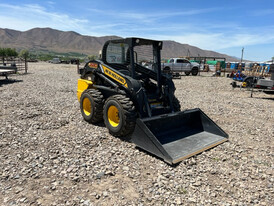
<box><xmin>77</xmin><ymin>59</ymin><xmax>80</xmax><ymax>74</ymax></box>
<box><xmin>24</xmin><ymin>58</ymin><xmax>28</xmax><ymax>73</ymax></box>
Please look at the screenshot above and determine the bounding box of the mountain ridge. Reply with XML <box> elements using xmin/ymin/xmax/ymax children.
<box><xmin>0</xmin><ymin>27</ymin><xmax>238</xmax><ymax>61</ymax></box>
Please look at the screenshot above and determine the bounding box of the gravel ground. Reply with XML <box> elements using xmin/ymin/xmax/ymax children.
<box><xmin>0</xmin><ymin>62</ymin><xmax>273</xmax><ymax>205</ymax></box>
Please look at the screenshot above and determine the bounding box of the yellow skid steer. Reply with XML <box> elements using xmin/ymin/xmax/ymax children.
<box><xmin>77</xmin><ymin>38</ymin><xmax>228</xmax><ymax>164</ymax></box>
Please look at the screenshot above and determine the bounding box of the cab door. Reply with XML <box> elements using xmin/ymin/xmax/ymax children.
<box><xmin>176</xmin><ymin>59</ymin><xmax>184</xmax><ymax>71</ymax></box>
<box><xmin>169</xmin><ymin>58</ymin><xmax>175</xmax><ymax>71</ymax></box>
<box><xmin>182</xmin><ymin>59</ymin><xmax>191</xmax><ymax>71</ymax></box>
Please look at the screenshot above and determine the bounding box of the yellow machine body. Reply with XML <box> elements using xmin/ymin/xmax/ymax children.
<box><xmin>77</xmin><ymin>79</ymin><xmax>93</xmax><ymax>101</ymax></box>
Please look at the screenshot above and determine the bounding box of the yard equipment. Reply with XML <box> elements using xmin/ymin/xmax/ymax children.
<box><xmin>250</xmin><ymin>64</ymin><xmax>274</xmax><ymax>96</ymax></box>
<box><xmin>232</xmin><ymin>70</ymin><xmax>246</xmax><ymax>82</ymax></box>
<box><xmin>0</xmin><ymin>64</ymin><xmax>17</xmax><ymax>79</ymax></box>
<box><xmin>77</xmin><ymin>38</ymin><xmax>228</xmax><ymax>164</ymax></box>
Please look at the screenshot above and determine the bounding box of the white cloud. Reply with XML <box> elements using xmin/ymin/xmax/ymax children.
<box><xmin>100</xmin><ymin>20</ymin><xmax>274</xmax><ymax>51</ymax></box>
<box><xmin>251</xmin><ymin>9</ymin><xmax>274</xmax><ymax>16</ymax></box>
<box><xmin>154</xmin><ymin>31</ymin><xmax>274</xmax><ymax>51</ymax></box>
<box><xmin>0</xmin><ymin>3</ymin><xmax>89</xmax><ymax>33</ymax></box>
<box><xmin>0</xmin><ymin>2</ymin><xmax>274</xmax><ymax>57</ymax></box>
<box><xmin>88</xmin><ymin>7</ymin><xmax>220</xmax><ymax>23</ymax></box>
<box><xmin>47</xmin><ymin>1</ymin><xmax>55</xmax><ymax>5</ymax></box>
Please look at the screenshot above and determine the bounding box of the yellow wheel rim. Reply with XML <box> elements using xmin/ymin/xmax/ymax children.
<box><xmin>108</xmin><ymin>105</ymin><xmax>120</xmax><ymax>127</ymax></box>
<box><xmin>83</xmin><ymin>97</ymin><xmax>91</xmax><ymax>116</ymax></box>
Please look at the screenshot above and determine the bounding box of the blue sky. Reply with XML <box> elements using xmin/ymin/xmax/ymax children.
<box><xmin>0</xmin><ymin>0</ymin><xmax>273</xmax><ymax>61</ymax></box>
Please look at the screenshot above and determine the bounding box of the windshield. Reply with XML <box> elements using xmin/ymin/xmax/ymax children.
<box><xmin>134</xmin><ymin>44</ymin><xmax>156</xmax><ymax>70</ymax></box>
<box><xmin>105</xmin><ymin>41</ymin><xmax>159</xmax><ymax>71</ymax></box>
<box><xmin>106</xmin><ymin>42</ymin><xmax>129</xmax><ymax>64</ymax></box>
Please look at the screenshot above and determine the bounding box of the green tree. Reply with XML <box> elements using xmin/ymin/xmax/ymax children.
<box><xmin>87</xmin><ymin>55</ymin><xmax>97</xmax><ymax>61</ymax></box>
<box><xmin>0</xmin><ymin>48</ymin><xmax>5</xmax><ymax>64</ymax></box>
<box><xmin>6</xmin><ymin>48</ymin><xmax>18</xmax><ymax>57</ymax></box>
<box><xmin>0</xmin><ymin>48</ymin><xmax>18</xmax><ymax>64</ymax></box>
<box><xmin>19</xmin><ymin>49</ymin><xmax>30</xmax><ymax>60</ymax></box>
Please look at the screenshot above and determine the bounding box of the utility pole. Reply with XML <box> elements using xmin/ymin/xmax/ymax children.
<box><xmin>240</xmin><ymin>47</ymin><xmax>244</xmax><ymax>63</ymax></box>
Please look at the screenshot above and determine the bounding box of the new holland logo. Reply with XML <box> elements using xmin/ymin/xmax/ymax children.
<box><xmin>102</xmin><ymin>65</ymin><xmax>128</xmax><ymax>88</ymax></box>
<box><xmin>88</xmin><ymin>62</ymin><xmax>98</xmax><ymax>69</ymax></box>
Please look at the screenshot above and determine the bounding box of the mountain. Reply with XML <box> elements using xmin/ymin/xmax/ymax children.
<box><xmin>0</xmin><ymin>27</ymin><xmax>238</xmax><ymax>61</ymax></box>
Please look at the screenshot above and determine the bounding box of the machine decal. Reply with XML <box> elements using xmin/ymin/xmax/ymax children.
<box><xmin>102</xmin><ymin>65</ymin><xmax>128</xmax><ymax>88</ymax></box>
<box><xmin>88</xmin><ymin>62</ymin><xmax>98</xmax><ymax>69</ymax></box>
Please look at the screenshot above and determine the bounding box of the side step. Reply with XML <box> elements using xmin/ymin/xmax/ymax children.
<box><xmin>131</xmin><ymin>108</ymin><xmax>228</xmax><ymax>164</ymax></box>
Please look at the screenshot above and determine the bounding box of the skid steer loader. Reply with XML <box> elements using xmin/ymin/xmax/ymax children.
<box><xmin>77</xmin><ymin>38</ymin><xmax>228</xmax><ymax>164</ymax></box>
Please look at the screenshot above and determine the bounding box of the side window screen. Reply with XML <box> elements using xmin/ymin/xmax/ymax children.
<box><xmin>183</xmin><ymin>59</ymin><xmax>190</xmax><ymax>63</ymax></box>
<box><xmin>106</xmin><ymin>43</ymin><xmax>129</xmax><ymax>64</ymax></box>
<box><xmin>177</xmin><ymin>59</ymin><xmax>184</xmax><ymax>63</ymax></box>
<box><xmin>169</xmin><ymin>59</ymin><xmax>174</xmax><ymax>63</ymax></box>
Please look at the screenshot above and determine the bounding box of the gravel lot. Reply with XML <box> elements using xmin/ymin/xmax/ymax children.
<box><xmin>0</xmin><ymin>62</ymin><xmax>273</xmax><ymax>205</ymax></box>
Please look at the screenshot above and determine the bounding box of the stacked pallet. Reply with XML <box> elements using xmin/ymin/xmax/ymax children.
<box><xmin>243</xmin><ymin>64</ymin><xmax>270</xmax><ymax>77</ymax></box>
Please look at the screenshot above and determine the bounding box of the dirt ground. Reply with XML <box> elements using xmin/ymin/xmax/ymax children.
<box><xmin>0</xmin><ymin>62</ymin><xmax>273</xmax><ymax>205</ymax></box>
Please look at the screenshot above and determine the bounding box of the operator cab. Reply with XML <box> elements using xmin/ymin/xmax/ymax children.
<box><xmin>101</xmin><ymin>38</ymin><xmax>163</xmax><ymax>77</ymax></box>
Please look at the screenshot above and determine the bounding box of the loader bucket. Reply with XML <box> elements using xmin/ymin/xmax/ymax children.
<box><xmin>131</xmin><ymin>108</ymin><xmax>228</xmax><ymax>164</ymax></box>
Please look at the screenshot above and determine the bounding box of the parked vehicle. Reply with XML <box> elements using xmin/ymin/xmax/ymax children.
<box><xmin>49</xmin><ymin>58</ymin><xmax>61</xmax><ymax>64</ymax></box>
<box><xmin>0</xmin><ymin>64</ymin><xmax>17</xmax><ymax>79</ymax></box>
<box><xmin>231</xmin><ymin>64</ymin><xmax>274</xmax><ymax>96</ymax></box>
<box><xmin>162</xmin><ymin>58</ymin><xmax>200</xmax><ymax>76</ymax></box>
<box><xmin>70</xmin><ymin>59</ymin><xmax>79</xmax><ymax>64</ymax></box>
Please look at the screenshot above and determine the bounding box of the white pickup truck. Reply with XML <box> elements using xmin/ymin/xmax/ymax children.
<box><xmin>49</xmin><ymin>58</ymin><xmax>61</xmax><ymax>64</ymax></box>
<box><xmin>162</xmin><ymin>58</ymin><xmax>200</xmax><ymax>76</ymax></box>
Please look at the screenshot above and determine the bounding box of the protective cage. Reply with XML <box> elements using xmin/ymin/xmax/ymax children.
<box><xmin>134</xmin><ymin>45</ymin><xmax>154</xmax><ymax>69</ymax></box>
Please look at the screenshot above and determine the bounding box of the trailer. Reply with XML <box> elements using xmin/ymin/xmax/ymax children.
<box><xmin>250</xmin><ymin>65</ymin><xmax>274</xmax><ymax>97</ymax></box>
<box><xmin>231</xmin><ymin>64</ymin><xmax>274</xmax><ymax>97</ymax></box>
<box><xmin>0</xmin><ymin>65</ymin><xmax>17</xmax><ymax>79</ymax></box>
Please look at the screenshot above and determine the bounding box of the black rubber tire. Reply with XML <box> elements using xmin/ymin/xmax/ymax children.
<box><xmin>185</xmin><ymin>71</ymin><xmax>190</xmax><ymax>76</ymax></box>
<box><xmin>103</xmin><ymin>95</ymin><xmax>137</xmax><ymax>137</ymax></box>
<box><xmin>191</xmin><ymin>67</ymin><xmax>199</xmax><ymax>76</ymax></box>
<box><xmin>80</xmin><ymin>89</ymin><xmax>104</xmax><ymax>123</ymax></box>
<box><xmin>244</xmin><ymin>77</ymin><xmax>254</xmax><ymax>88</ymax></box>
<box><xmin>172</xmin><ymin>96</ymin><xmax>181</xmax><ymax>112</ymax></box>
<box><xmin>231</xmin><ymin>81</ymin><xmax>237</xmax><ymax>88</ymax></box>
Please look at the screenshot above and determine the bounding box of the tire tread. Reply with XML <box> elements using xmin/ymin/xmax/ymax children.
<box><xmin>81</xmin><ymin>89</ymin><xmax>104</xmax><ymax>123</ymax></box>
<box><xmin>104</xmin><ymin>94</ymin><xmax>137</xmax><ymax>137</ymax></box>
